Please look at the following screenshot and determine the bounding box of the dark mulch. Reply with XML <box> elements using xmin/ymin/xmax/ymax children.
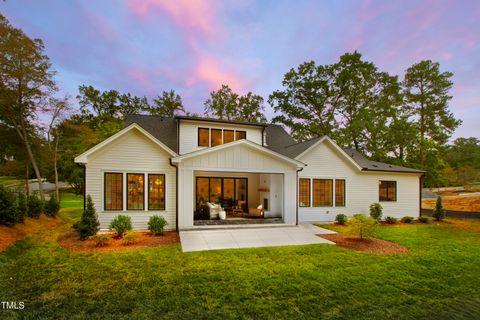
<box><xmin>58</xmin><ymin>230</ymin><xmax>180</xmax><ymax>252</ymax></box>
<box><xmin>320</xmin><ymin>233</ymin><xmax>409</xmax><ymax>255</ymax></box>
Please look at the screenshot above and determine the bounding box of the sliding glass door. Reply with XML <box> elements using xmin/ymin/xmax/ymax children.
<box><xmin>195</xmin><ymin>177</ymin><xmax>248</xmax><ymax>217</ymax></box>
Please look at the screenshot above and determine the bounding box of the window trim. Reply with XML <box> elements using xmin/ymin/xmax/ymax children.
<box><xmin>299</xmin><ymin>178</ymin><xmax>311</xmax><ymax>207</ymax></box>
<box><xmin>335</xmin><ymin>179</ymin><xmax>346</xmax><ymax>207</ymax></box>
<box><xmin>312</xmin><ymin>178</ymin><xmax>333</xmax><ymax>207</ymax></box>
<box><xmin>379</xmin><ymin>180</ymin><xmax>397</xmax><ymax>202</ymax></box>
<box><xmin>126</xmin><ymin>172</ymin><xmax>146</xmax><ymax>211</ymax></box>
<box><xmin>148</xmin><ymin>174</ymin><xmax>166</xmax><ymax>211</ymax></box>
<box><xmin>198</xmin><ymin>127</ymin><xmax>210</xmax><ymax>147</ymax></box>
<box><xmin>104</xmin><ymin>172</ymin><xmax>123</xmax><ymax>211</ymax></box>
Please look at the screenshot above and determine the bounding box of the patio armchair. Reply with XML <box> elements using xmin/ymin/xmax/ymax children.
<box><xmin>207</xmin><ymin>202</ymin><xmax>223</xmax><ymax>219</ymax></box>
<box><xmin>248</xmin><ymin>204</ymin><xmax>264</xmax><ymax>218</ymax></box>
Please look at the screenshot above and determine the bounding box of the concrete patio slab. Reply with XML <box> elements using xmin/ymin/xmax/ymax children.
<box><xmin>180</xmin><ymin>224</ymin><xmax>336</xmax><ymax>252</ymax></box>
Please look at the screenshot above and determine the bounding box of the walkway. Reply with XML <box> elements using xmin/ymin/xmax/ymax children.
<box><xmin>180</xmin><ymin>223</ymin><xmax>336</xmax><ymax>252</ymax></box>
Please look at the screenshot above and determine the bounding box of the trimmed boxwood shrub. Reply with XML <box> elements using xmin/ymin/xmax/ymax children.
<box><xmin>75</xmin><ymin>195</ymin><xmax>100</xmax><ymax>240</ymax></box>
<box><xmin>418</xmin><ymin>216</ymin><xmax>430</xmax><ymax>223</ymax></box>
<box><xmin>109</xmin><ymin>214</ymin><xmax>132</xmax><ymax>238</ymax></box>
<box><xmin>335</xmin><ymin>214</ymin><xmax>347</xmax><ymax>225</ymax></box>
<box><xmin>148</xmin><ymin>215</ymin><xmax>167</xmax><ymax>235</ymax></box>
<box><xmin>27</xmin><ymin>195</ymin><xmax>43</xmax><ymax>218</ymax></box>
<box><xmin>401</xmin><ymin>216</ymin><xmax>414</xmax><ymax>223</ymax></box>
<box><xmin>369</xmin><ymin>203</ymin><xmax>383</xmax><ymax>221</ymax></box>
<box><xmin>0</xmin><ymin>186</ymin><xmax>20</xmax><ymax>226</ymax></box>
<box><xmin>44</xmin><ymin>194</ymin><xmax>60</xmax><ymax>217</ymax></box>
<box><xmin>385</xmin><ymin>216</ymin><xmax>397</xmax><ymax>224</ymax></box>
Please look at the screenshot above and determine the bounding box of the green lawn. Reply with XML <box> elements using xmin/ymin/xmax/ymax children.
<box><xmin>1</xmin><ymin>195</ymin><xmax>479</xmax><ymax>319</ymax></box>
<box><xmin>0</xmin><ymin>176</ymin><xmax>22</xmax><ymax>187</ymax></box>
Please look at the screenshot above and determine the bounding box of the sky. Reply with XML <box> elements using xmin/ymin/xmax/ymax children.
<box><xmin>2</xmin><ymin>0</ymin><xmax>479</xmax><ymax>139</ymax></box>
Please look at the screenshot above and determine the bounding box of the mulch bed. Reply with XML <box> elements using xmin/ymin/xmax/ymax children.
<box><xmin>58</xmin><ymin>230</ymin><xmax>180</xmax><ymax>252</ymax></box>
<box><xmin>0</xmin><ymin>215</ymin><xmax>61</xmax><ymax>252</ymax></box>
<box><xmin>320</xmin><ymin>233</ymin><xmax>408</xmax><ymax>255</ymax></box>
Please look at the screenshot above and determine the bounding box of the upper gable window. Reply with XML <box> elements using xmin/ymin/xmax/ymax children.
<box><xmin>211</xmin><ymin>129</ymin><xmax>223</xmax><ymax>146</ymax></box>
<box><xmin>223</xmin><ymin>130</ymin><xmax>235</xmax><ymax>143</ymax></box>
<box><xmin>236</xmin><ymin>130</ymin><xmax>246</xmax><ymax>140</ymax></box>
<box><xmin>198</xmin><ymin>128</ymin><xmax>209</xmax><ymax>147</ymax></box>
<box><xmin>197</xmin><ymin>127</ymin><xmax>248</xmax><ymax>147</ymax></box>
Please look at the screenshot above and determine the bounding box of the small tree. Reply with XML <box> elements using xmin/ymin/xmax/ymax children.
<box><xmin>44</xmin><ymin>193</ymin><xmax>60</xmax><ymax>217</ymax></box>
<box><xmin>76</xmin><ymin>195</ymin><xmax>100</xmax><ymax>240</ymax></box>
<box><xmin>369</xmin><ymin>203</ymin><xmax>383</xmax><ymax>221</ymax></box>
<box><xmin>346</xmin><ymin>214</ymin><xmax>377</xmax><ymax>239</ymax></box>
<box><xmin>432</xmin><ymin>195</ymin><xmax>445</xmax><ymax>221</ymax></box>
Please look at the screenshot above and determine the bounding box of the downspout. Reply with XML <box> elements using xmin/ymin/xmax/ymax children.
<box><xmin>295</xmin><ymin>166</ymin><xmax>305</xmax><ymax>226</ymax></box>
<box><xmin>169</xmin><ymin>158</ymin><xmax>179</xmax><ymax>232</ymax></box>
<box><xmin>419</xmin><ymin>173</ymin><xmax>425</xmax><ymax>217</ymax></box>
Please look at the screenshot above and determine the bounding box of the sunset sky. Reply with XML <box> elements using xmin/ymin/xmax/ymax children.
<box><xmin>2</xmin><ymin>0</ymin><xmax>479</xmax><ymax>138</ymax></box>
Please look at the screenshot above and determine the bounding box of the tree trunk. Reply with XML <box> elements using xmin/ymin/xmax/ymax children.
<box><xmin>54</xmin><ymin>136</ymin><xmax>60</xmax><ymax>200</ymax></box>
<box><xmin>25</xmin><ymin>161</ymin><xmax>29</xmax><ymax>196</ymax></box>
<box><xmin>16</xmin><ymin>126</ymin><xmax>45</xmax><ymax>201</ymax></box>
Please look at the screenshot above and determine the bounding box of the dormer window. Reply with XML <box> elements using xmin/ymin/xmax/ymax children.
<box><xmin>197</xmin><ymin>127</ymin><xmax>248</xmax><ymax>147</ymax></box>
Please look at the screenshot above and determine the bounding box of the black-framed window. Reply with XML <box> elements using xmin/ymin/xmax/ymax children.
<box><xmin>198</xmin><ymin>128</ymin><xmax>209</xmax><ymax>147</ymax></box>
<box><xmin>211</xmin><ymin>129</ymin><xmax>222</xmax><ymax>146</ymax></box>
<box><xmin>148</xmin><ymin>174</ymin><xmax>165</xmax><ymax>210</ymax></box>
<box><xmin>127</xmin><ymin>173</ymin><xmax>144</xmax><ymax>210</ymax></box>
<box><xmin>379</xmin><ymin>180</ymin><xmax>397</xmax><ymax>202</ymax></box>
<box><xmin>299</xmin><ymin>178</ymin><xmax>310</xmax><ymax>207</ymax></box>
<box><xmin>223</xmin><ymin>130</ymin><xmax>235</xmax><ymax>143</ymax></box>
<box><xmin>335</xmin><ymin>179</ymin><xmax>346</xmax><ymax>207</ymax></box>
<box><xmin>105</xmin><ymin>172</ymin><xmax>123</xmax><ymax>211</ymax></box>
<box><xmin>235</xmin><ymin>130</ymin><xmax>246</xmax><ymax>140</ymax></box>
<box><xmin>313</xmin><ymin>179</ymin><xmax>333</xmax><ymax>207</ymax></box>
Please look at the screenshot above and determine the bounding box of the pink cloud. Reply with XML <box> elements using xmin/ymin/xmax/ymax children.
<box><xmin>127</xmin><ymin>0</ymin><xmax>218</xmax><ymax>39</ymax></box>
<box><xmin>185</xmin><ymin>55</ymin><xmax>246</xmax><ymax>93</ymax></box>
<box><xmin>126</xmin><ymin>67</ymin><xmax>156</xmax><ymax>94</ymax></box>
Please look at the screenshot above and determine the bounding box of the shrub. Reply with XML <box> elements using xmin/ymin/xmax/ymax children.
<box><xmin>122</xmin><ymin>230</ymin><xmax>138</xmax><ymax>245</ymax></box>
<box><xmin>385</xmin><ymin>216</ymin><xmax>397</xmax><ymax>224</ymax></box>
<box><xmin>0</xmin><ymin>186</ymin><xmax>20</xmax><ymax>226</ymax></box>
<box><xmin>346</xmin><ymin>214</ymin><xmax>377</xmax><ymax>239</ymax></box>
<box><xmin>369</xmin><ymin>203</ymin><xmax>383</xmax><ymax>221</ymax></box>
<box><xmin>27</xmin><ymin>195</ymin><xmax>43</xmax><ymax>218</ymax></box>
<box><xmin>94</xmin><ymin>234</ymin><xmax>109</xmax><ymax>247</ymax></box>
<box><xmin>76</xmin><ymin>195</ymin><xmax>100</xmax><ymax>240</ymax></box>
<box><xmin>432</xmin><ymin>195</ymin><xmax>445</xmax><ymax>221</ymax></box>
<box><xmin>16</xmin><ymin>192</ymin><xmax>27</xmax><ymax>223</ymax></box>
<box><xmin>109</xmin><ymin>214</ymin><xmax>132</xmax><ymax>238</ymax></box>
<box><xmin>44</xmin><ymin>194</ymin><xmax>60</xmax><ymax>217</ymax></box>
<box><xmin>401</xmin><ymin>216</ymin><xmax>414</xmax><ymax>223</ymax></box>
<box><xmin>418</xmin><ymin>216</ymin><xmax>430</xmax><ymax>223</ymax></box>
<box><xmin>148</xmin><ymin>215</ymin><xmax>167</xmax><ymax>235</ymax></box>
<box><xmin>335</xmin><ymin>214</ymin><xmax>348</xmax><ymax>225</ymax></box>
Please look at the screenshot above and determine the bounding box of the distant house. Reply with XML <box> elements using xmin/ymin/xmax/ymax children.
<box><xmin>75</xmin><ymin>115</ymin><xmax>425</xmax><ymax>230</ymax></box>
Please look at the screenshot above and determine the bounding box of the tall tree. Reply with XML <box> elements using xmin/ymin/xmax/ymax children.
<box><xmin>204</xmin><ymin>85</ymin><xmax>239</xmax><ymax>120</ymax></box>
<box><xmin>403</xmin><ymin>60</ymin><xmax>461</xmax><ymax>165</ymax></box>
<box><xmin>0</xmin><ymin>14</ymin><xmax>56</xmax><ymax>200</ymax></box>
<box><xmin>204</xmin><ymin>85</ymin><xmax>266</xmax><ymax>123</ymax></box>
<box><xmin>149</xmin><ymin>90</ymin><xmax>185</xmax><ymax>117</ymax></box>
<box><xmin>269</xmin><ymin>62</ymin><xmax>339</xmax><ymax>140</ymax></box>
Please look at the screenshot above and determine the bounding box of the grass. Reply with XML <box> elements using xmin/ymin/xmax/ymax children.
<box><xmin>0</xmin><ymin>194</ymin><xmax>479</xmax><ymax>319</ymax></box>
<box><xmin>0</xmin><ymin>176</ymin><xmax>22</xmax><ymax>187</ymax></box>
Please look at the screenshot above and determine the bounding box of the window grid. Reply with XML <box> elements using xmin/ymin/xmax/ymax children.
<box><xmin>335</xmin><ymin>179</ymin><xmax>346</xmax><ymax>207</ymax></box>
<box><xmin>127</xmin><ymin>173</ymin><xmax>144</xmax><ymax>210</ymax></box>
<box><xmin>312</xmin><ymin>179</ymin><xmax>333</xmax><ymax>207</ymax></box>
<box><xmin>379</xmin><ymin>180</ymin><xmax>397</xmax><ymax>202</ymax></box>
<box><xmin>105</xmin><ymin>173</ymin><xmax>123</xmax><ymax>211</ymax></box>
<box><xmin>148</xmin><ymin>174</ymin><xmax>165</xmax><ymax>210</ymax></box>
<box><xmin>299</xmin><ymin>178</ymin><xmax>310</xmax><ymax>207</ymax></box>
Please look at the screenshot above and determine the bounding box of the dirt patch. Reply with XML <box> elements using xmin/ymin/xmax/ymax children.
<box><xmin>0</xmin><ymin>216</ymin><xmax>61</xmax><ymax>252</ymax></box>
<box><xmin>320</xmin><ymin>233</ymin><xmax>408</xmax><ymax>255</ymax></box>
<box><xmin>422</xmin><ymin>195</ymin><xmax>480</xmax><ymax>212</ymax></box>
<box><xmin>58</xmin><ymin>230</ymin><xmax>180</xmax><ymax>252</ymax></box>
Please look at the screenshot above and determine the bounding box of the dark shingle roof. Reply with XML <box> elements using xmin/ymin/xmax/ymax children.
<box><xmin>124</xmin><ymin>115</ymin><xmax>424</xmax><ymax>174</ymax></box>
<box><xmin>124</xmin><ymin>115</ymin><xmax>178</xmax><ymax>153</ymax></box>
<box><xmin>174</xmin><ymin>115</ymin><xmax>268</xmax><ymax>127</ymax></box>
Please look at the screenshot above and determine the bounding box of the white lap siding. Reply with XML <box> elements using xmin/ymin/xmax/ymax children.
<box><xmin>297</xmin><ymin>142</ymin><xmax>421</xmax><ymax>222</ymax></box>
<box><xmin>85</xmin><ymin>129</ymin><xmax>176</xmax><ymax>230</ymax></box>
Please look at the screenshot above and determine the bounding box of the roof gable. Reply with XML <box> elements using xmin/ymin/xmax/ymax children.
<box><xmin>74</xmin><ymin>123</ymin><xmax>177</xmax><ymax>164</ymax></box>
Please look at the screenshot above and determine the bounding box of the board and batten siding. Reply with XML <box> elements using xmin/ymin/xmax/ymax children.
<box><xmin>297</xmin><ymin>142</ymin><xmax>421</xmax><ymax>222</ymax></box>
<box><xmin>85</xmin><ymin>129</ymin><xmax>176</xmax><ymax>230</ymax></box>
<box><xmin>178</xmin><ymin>120</ymin><xmax>264</xmax><ymax>155</ymax></box>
